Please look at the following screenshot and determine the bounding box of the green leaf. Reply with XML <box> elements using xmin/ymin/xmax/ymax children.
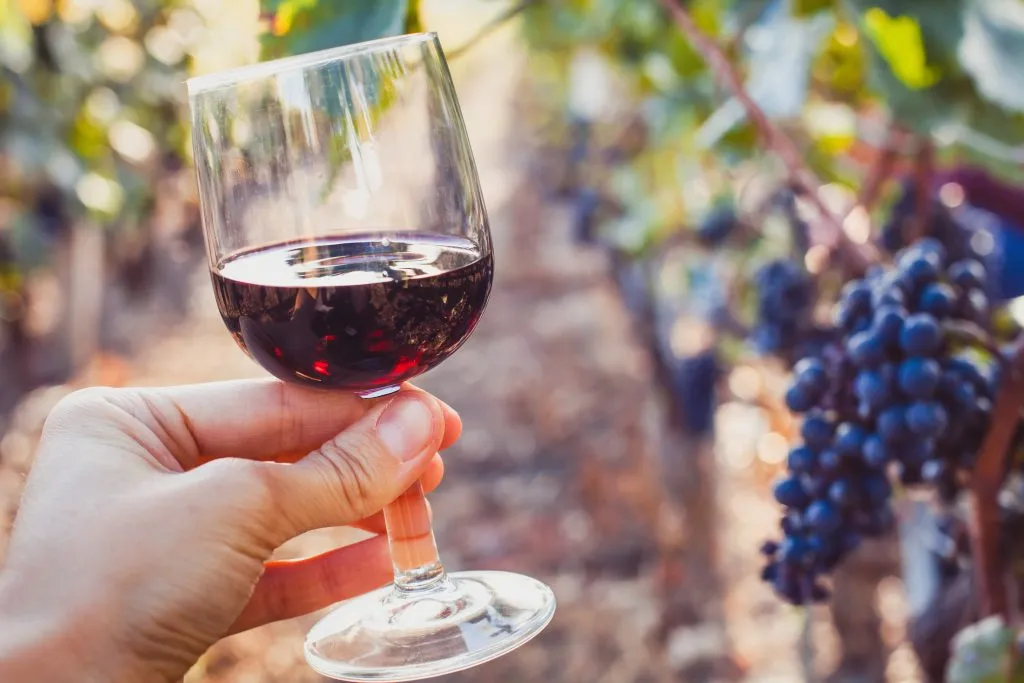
<box><xmin>862</xmin><ymin>7</ymin><xmax>941</xmax><ymax>89</ymax></box>
<box><xmin>946</xmin><ymin>616</ymin><xmax>1024</xmax><ymax>683</ymax></box>
<box><xmin>260</xmin><ymin>0</ymin><xmax>410</xmax><ymax>60</ymax></box>
<box><xmin>959</xmin><ymin>0</ymin><xmax>1024</xmax><ymax>113</ymax></box>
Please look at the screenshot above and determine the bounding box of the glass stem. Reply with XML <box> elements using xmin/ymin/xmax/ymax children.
<box><xmin>383</xmin><ymin>480</ymin><xmax>448</xmax><ymax>593</ymax></box>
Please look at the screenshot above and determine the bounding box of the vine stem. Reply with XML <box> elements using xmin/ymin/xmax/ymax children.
<box><xmin>849</xmin><ymin>123</ymin><xmax>901</xmax><ymax>219</ymax></box>
<box><xmin>656</xmin><ymin>0</ymin><xmax>874</xmax><ymax>271</ymax></box>
<box><xmin>446</xmin><ymin>0</ymin><xmax>538</xmax><ymax>59</ymax></box>
<box><xmin>969</xmin><ymin>339</ymin><xmax>1024</xmax><ymax>620</ymax></box>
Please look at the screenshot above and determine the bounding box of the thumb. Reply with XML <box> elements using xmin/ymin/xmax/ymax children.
<box><xmin>257</xmin><ymin>391</ymin><xmax>444</xmax><ymax>540</ymax></box>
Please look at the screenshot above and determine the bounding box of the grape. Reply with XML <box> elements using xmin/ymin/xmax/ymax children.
<box><xmin>818</xmin><ymin>449</ymin><xmax>842</xmax><ymax>474</ymax></box>
<box><xmin>906</xmin><ymin>401</ymin><xmax>949</xmax><ymax>437</ymax></box>
<box><xmin>780</xmin><ymin>536</ymin><xmax>810</xmax><ymax>563</ymax></box>
<box><xmin>696</xmin><ymin>205</ymin><xmax>739</xmax><ymax>246</ymax></box>
<box><xmin>921</xmin><ymin>458</ymin><xmax>949</xmax><ymax>483</ymax></box>
<box><xmin>793</xmin><ymin>357</ymin><xmax>829</xmax><ymax>395</ymax></box>
<box><xmin>949</xmin><ymin>259</ymin><xmax>986</xmax><ymax>289</ymax></box>
<box><xmin>840</xmin><ymin>280</ymin><xmax>872</xmax><ymax>313</ymax></box>
<box><xmin>835</xmin><ymin>422</ymin><xmax>867</xmax><ymax>458</ymax></box>
<box><xmin>877</xmin><ymin>405</ymin><xmax>908</xmax><ymax>442</ymax></box>
<box><xmin>897</xmin><ymin>357</ymin><xmax>941</xmax><ymax>399</ymax></box>
<box><xmin>781</xmin><ymin>512</ymin><xmax>804</xmax><ymax>535</ymax></box>
<box><xmin>752</xmin><ymin>260</ymin><xmax>818</xmax><ymax>361</ymax></box>
<box><xmin>805</xmin><ymin>500</ymin><xmax>842</xmax><ymax>532</ymax></box>
<box><xmin>785</xmin><ymin>384</ymin><xmax>816</xmax><ymax>413</ymax></box>
<box><xmin>862</xmin><ymin>472</ymin><xmax>891</xmax><ymax>504</ymax></box>
<box><xmin>862</xmin><ymin>435</ymin><xmax>890</xmax><ymax>468</ymax></box>
<box><xmin>872</xmin><ymin>305</ymin><xmax>905</xmax><ymax>345</ymax></box>
<box><xmin>847</xmin><ymin>330</ymin><xmax>886</xmax><ymax>367</ymax></box>
<box><xmin>773</xmin><ymin>475</ymin><xmax>809</xmax><ymax>507</ymax></box>
<box><xmin>854</xmin><ymin>369</ymin><xmax>889</xmax><ymax>410</ymax></box>
<box><xmin>787</xmin><ymin>446</ymin><xmax>817</xmax><ymax>473</ymax></box>
<box><xmin>918</xmin><ymin>283</ymin><xmax>957</xmax><ymax>318</ymax></box>
<box><xmin>760</xmin><ymin>540</ymin><xmax>780</xmax><ymax>556</ymax></box>
<box><xmin>904</xmin><ymin>256</ymin><xmax>940</xmax><ymax>284</ymax></box>
<box><xmin>801</xmin><ymin>413</ymin><xmax>834</xmax><ymax>451</ymax></box>
<box><xmin>900</xmin><ymin>313</ymin><xmax>942</xmax><ymax>356</ymax></box>
<box><xmin>829</xmin><ymin>479</ymin><xmax>857</xmax><ymax>507</ymax></box>
<box><xmin>901</xmin><ymin>438</ymin><xmax>936</xmax><ymax>465</ymax></box>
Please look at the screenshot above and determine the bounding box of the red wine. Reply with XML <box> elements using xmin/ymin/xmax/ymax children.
<box><xmin>211</xmin><ymin>233</ymin><xmax>492</xmax><ymax>392</ymax></box>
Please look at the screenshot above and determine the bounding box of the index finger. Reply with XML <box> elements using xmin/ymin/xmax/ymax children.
<box><xmin>122</xmin><ymin>379</ymin><xmax>462</xmax><ymax>469</ymax></box>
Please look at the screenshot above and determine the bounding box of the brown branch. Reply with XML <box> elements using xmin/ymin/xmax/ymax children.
<box><xmin>969</xmin><ymin>338</ymin><xmax>1024</xmax><ymax>619</ymax></box>
<box><xmin>656</xmin><ymin>0</ymin><xmax>874</xmax><ymax>272</ymax></box>
<box><xmin>446</xmin><ymin>0</ymin><xmax>538</xmax><ymax>60</ymax></box>
<box><xmin>854</xmin><ymin>125</ymin><xmax>901</xmax><ymax>214</ymax></box>
<box><xmin>909</xmin><ymin>138</ymin><xmax>935</xmax><ymax>244</ymax></box>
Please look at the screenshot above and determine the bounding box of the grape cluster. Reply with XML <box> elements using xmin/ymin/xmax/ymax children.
<box><xmin>760</xmin><ymin>237</ymin><xmax>997</xmax><ymax>605</ymax></box>
<box><xmin>696</xmin><ymin>204</ymin><xmax>740</xmax><ymax>247</ymax></box>
<box><xmin>751</xmin><ymin>259</ymin><xmax>823</xmax><ymax>362</ymax></box>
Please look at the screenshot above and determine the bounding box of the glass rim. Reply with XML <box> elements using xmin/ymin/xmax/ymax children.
<box><xmin>187</xmin><ymin>31</ymin><xmax>439</xmax><ymax>96</ymax></box>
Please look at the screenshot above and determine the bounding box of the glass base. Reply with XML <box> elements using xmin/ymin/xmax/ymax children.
<box><xmin>304</xmin><ymin>570</ymin><xmax>556</xmax><ymax>681</ymax></box>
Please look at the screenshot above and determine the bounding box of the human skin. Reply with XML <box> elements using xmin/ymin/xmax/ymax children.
<box><xmin>0</xmin><ymin>379</ymin><xmax>460</xmax><ymax>682</ymax></box>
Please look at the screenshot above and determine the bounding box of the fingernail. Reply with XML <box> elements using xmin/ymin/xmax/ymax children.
<box><xmin>377</xmin><ymin>395</ymin><xmax>434</xmax><ymax>462</ymax></box>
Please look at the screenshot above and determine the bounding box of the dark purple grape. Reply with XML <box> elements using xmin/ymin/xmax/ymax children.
<box><xmin>760</xmin><ymin>540</ymin><xmax>780</xmax><ymax>556</ymax></box>
<box><xmin>805</xmin><ymin>500</ymin><xmax>841</xmax><ymax>532</ymax></box>
<box><xmin>835</xmin><ymin>423</ymin><xmax>867</xmax><ymax>459</ymax></box>
<box><xmin>774</xmin><ymin>475</ymin><xmax>810</xmax><ymax>507</ymax></box>
<box><xmin>818</xmin><ymin>450</ymin><xmax>842</xmax><ymax>474</ymax></box>
<box><xmin>840</xmin><ymin>281</ymin><xmax>872</xmax><ymax>313</ymax></box>
<box><xmin>781</xmin><ymin>512</ymin><xmax>804</xmax><ymax>535</ymax></box>
<box><xmin>877</xmin><ymin>405</ymin><xmax>908</xmax><ymax>442</ymax></box>
<box><xmin>949</xmin><ymin>259</ymin><xmax>987</xmax><ymax>290</ymax></box>
<box><xmin>793</xmin><ymin>357</ymin><xmax>829</xmax><ymax>395</ymax></box>
<box><xmin>901</xmin><ymin>438</ymin><xmax>936</xmax><ymax>465</ymax></box>
<box><xmin>828</xmin><ymin>479</ymin><xmax>857</xmax><ymax>508</ymax></box>
<box><xmin>906</xmin><ymin>401</ymin><xmax>949</xmax><ymax>437</ymax></box>
<box><xmin>787</xmin><ymin>445</ymin><xmax>817</xmax><ymax>473</ymax></box>
<box><xmin>801</xmin><ymin>413</ymin><xmax>834</xmax><ymax>451</ymax></box>
<box><xmin>872</xmin><ymin>305</ymin><xmax>905</xmax><ymax>345</ymax></box>
<box><xmin>760</xmin><ymin>563</ymin><xmax>778</xmax><ymax>582</ymax></box>
<box><xmin>898</xmin><ymin>357</ymin><xmax>941</xmax><ymax>399</ymax></box>
<box><xmin>785</xmin><ymin>384</ymin><xmax>816</xmax><ymax>413</ymax></box>
<box><xmin>862</xmin><ymin>472</ymin><xmax>891</xmax><ymax>504</ymax></box>
<box><xmin>921</xmin><ymin>458</ymin><xmax>949</xmax><ymax>483</ymax></box>
<box><xmin>780</xmin><ymin>536</ymin><xmax>810</xmax><ymax>563</ymax></box>
<box><xmin>847</xmin><ymin>330</ymin><xmax>886</xmax><ymax>367</ymax></box>
<box><xmin>903</xmin><ymin>256</ymin><xmax>940</xmax><ymax>284</ymax></box>
<box><xmin>862</xmin><ymin>435</ymin><xmax>890</xmax><ymax>468</ymax></box>
<box><xmin>900</xmin><ymin>313</ymin><xmax>942</xmax><ymax>356</ymax></box>
<box><xmin>918</xmin><ymin>283</ymin><xmax>957</xmax><ymax>318</ymax></box>
<box><xmin>854</xmin><ymin>370</ymin><xmax>888</xmax><ymax>411</ymax></box>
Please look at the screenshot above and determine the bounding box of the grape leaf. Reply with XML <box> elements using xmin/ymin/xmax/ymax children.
<box><xmin>945</xmin><ymin>616</ymin><xmax>1024</xmax><ymax>683</ymax></box>
<box><xmin>260</xmin><ymin>0</ymin><xmax>411</xmax><ymax>59</ymax></box>
<box><xmin>959</xmin><ymin>0</ymin><xmax>1024</xmax><ymax>113</ymax></box>
<box><xmin>861</xmin><ymin>7</ymin><xmax>940</xmax><ymax>89</ymax></box>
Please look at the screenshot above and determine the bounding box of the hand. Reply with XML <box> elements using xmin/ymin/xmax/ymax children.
<box><xmin>0</xmin><ymin>379</ymin><xmax>460</xmax><ymax>683</ymax></box>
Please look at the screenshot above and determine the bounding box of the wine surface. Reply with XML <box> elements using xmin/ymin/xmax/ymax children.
<box><xmin>211</xmin><ymin>233</ymin><xmax>492</xmax><ymax>391</ymax></box>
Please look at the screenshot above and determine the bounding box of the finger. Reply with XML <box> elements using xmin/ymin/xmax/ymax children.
<box><xmin>106</xmin><ymin>379</ymin><xmax>460</xmax><ymax>469</ymax></box>
<box><xmin>351</xmin><ymin>454</ymin><xmax>444</xmax><ymax>535</ymax></box>
<box><xmin>228</xmin><ymin>536</ymin><xmax>392</xmax><ymax>634</ymax></box>
<box><xmin>255</xmin><ymin>391</ymin><xmax>446</xmax><ymax>537</ymax></box>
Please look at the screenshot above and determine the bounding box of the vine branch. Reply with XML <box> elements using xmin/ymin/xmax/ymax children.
<box><xmin>656</xmin><ymin>0</ymin><xmax>874</xmax><ymax>271</ymax></box>
<box><xmin>446</xmin><ymin>0</ymin><xmax>538</xmax><ymax>60</ymax></box>
<box><xmin>969</xmin><ymin>338</ymin><xmax>1024</xmax><ymax>619</ymax></box>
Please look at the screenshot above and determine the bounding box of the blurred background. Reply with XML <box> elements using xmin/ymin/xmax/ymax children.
<box><xmin>5</xmin><ymin>0</ymin><xmax>1024</xmax><ymax>681</ymax></box>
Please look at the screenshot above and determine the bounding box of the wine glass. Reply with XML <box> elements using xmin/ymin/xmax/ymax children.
<box><xmin>187</xmin><ymin>32</ymin><xmax>555</xmax><ymax>682</ymax></box>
